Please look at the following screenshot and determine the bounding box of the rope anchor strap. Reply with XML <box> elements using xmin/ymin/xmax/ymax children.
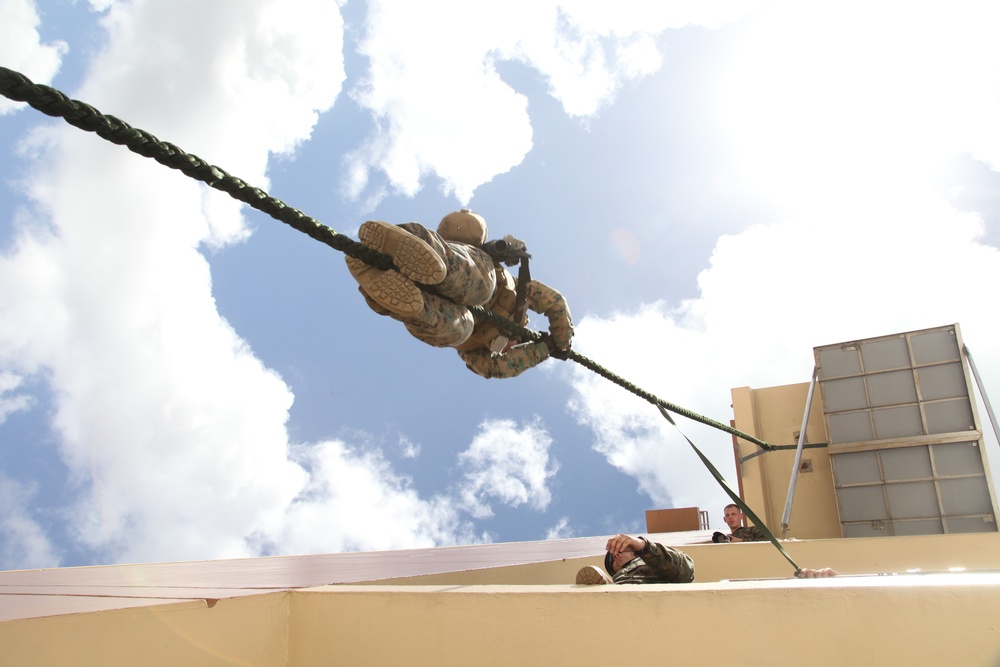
<box><xmin>657</xmin><ymin>406</ymin><xmax>803</xmax><ymax>575</ymax></box>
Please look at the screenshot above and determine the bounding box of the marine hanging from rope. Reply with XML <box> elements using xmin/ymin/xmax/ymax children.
<box><xmin>346</xmin><ymin>209</ymin><xmax>574</xmax><ymax>379</ymax></box>
<box><xmin>0</xmin><ymin>65</ymin><xmax>776</xmax><ymax>448</ymax></box>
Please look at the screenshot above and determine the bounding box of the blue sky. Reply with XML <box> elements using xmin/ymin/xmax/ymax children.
<box><xmin>2</xmin><ymin>0</ymin><xmax>1000</xmax><ymax>569</ymax></box>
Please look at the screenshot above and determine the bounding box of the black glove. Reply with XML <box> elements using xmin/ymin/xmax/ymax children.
<box><xmin>540</xmin><ymin>333</ymin><xmax>570</xmax><ymax>360</ymax></box>
<box><xmin>712</xmin><ymin>531</ymin><xmax>732</xmax><ymax>543</ymax></box>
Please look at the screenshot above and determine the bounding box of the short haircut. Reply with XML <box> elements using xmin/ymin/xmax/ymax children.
<box><xmin>724</xmin><ymin>503</ymin><xmax>741</xmax><ymax>512</ymax></box>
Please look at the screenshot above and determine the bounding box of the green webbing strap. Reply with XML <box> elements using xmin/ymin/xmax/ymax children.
<box><xmin>657</xmin><ymin>406</ymin><xmax>803</xmax><ymax>575</ymax></box>
<box><xmin>740</xmin><ymin>442</ymin><xmax>827</xmax><ymax>464</ymax></box>
<box><xmin>0</xmin><ymin>65</ymin><xmax>777</xmax><ymax>453</ymax></box>
<box><xmin>511</xmin><ymin>257</ymin><xmax>531</xmax><ymax>331</ymax></box>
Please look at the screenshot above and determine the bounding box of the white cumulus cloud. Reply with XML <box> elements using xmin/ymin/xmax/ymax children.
<box><xmin>0</xmin><ymin>0</ymin><xmax>351</xmax><ymax>565</ymax></box>
<box><xmin>0</xmin><ymin>0</ymin><xmax>68</xmax><ymax>115</ymax></box>
<box><xmin>345</xmin><ymin>0</ymin><xmax>759</xmax><ymax>205</ymax></box>
<box><xmin>457</xmin><ymin>417</ymin><xmax>559</xmax><ymax>519</ymax></box>
<box><xmin>259</xmin><ymin>440</ymin><xmax>480</xmax><ymax>554</ymax></box>
<box><xmin>0</xmin><ymin>473</ymin><xmax>60</xmax><ymax>569</ymax></box>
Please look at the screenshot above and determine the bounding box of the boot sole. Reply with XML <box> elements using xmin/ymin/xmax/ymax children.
<box><xmin>575</xmin><ymin>566</ymin><xmax>613</xmax><ymax>585</ymax></box>
<box><xmin>346</xmin><ymin>257</ymin><xmax>424</xmax><ymax>317</ymax></box>
<box><xmin>359</xmin><ymin>221</ymin><xmax>447</xmax><ymax>285</ymax></box>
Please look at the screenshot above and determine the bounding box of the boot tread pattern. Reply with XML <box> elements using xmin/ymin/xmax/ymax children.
<box><xmin>345</xmin><ymin>257</ymin><xmax>423</xmax><ymax>317</ymax></box>
<box><xmin>359</xmin><ymin>221</ymin><xmax>446</xmax><ymax>284</ymax></box>
<box><xmin>575</xmin><ymin>565</ymin><xmax>613</xmax><ymax>585</ymax></box>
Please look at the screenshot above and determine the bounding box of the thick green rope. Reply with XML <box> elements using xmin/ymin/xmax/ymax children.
<box><xmin>0</xmin><ymin>66</ymin><xmax>390</xmax><ymax>271</ymax></box>
<box><xmin>472</xmin><ymin>308</ymin><xmax>773</xmax><ymax>449</ymax></box>
<box><xmin>0</xmin><ymin>65</ymin><xmax>773</xmax><ymax>451</ymax></box>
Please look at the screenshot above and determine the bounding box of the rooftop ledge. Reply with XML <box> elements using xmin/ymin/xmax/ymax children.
<box><xmin>315</xmin><ymin>569</ymin><xmax>1000</xmax><ymax>593</ymax></box>
<box><xmin>4</xmin><ymin>544</ymin><xmax>999</xmax><ymax>667</ymax></box>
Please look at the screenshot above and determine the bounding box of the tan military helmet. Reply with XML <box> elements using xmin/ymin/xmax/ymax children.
<box><xmin>438</xmin><ymin>208</ymin><xmax>488</xmax><ymax>245</ymax></box>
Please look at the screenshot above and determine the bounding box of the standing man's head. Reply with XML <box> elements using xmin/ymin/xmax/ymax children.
<box><xmin>723</xmin><ymin>504</ymin><xmax>744</xmax><ymax>531</ymax></box>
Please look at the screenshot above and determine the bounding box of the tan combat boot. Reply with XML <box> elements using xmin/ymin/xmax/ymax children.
<box><xmin>345</xmin><ymin>257</ymin><xmax>424</xmax><ymax>318</ymax></box>
<box><xmin>575</xmin><ymin>565</ymin><xmax>614</xmax><ymax>585</ymax></box>
<box><xmin>359</xmin><ymin>221</ymin><xmax>447</xmax><ymax>285</ymax></box>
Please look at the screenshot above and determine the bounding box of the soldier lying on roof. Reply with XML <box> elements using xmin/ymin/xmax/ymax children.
<box><xmin>575</xmin><ymin>534</ymin><xmax>838</xmax><ymax>585</ymax></box>
<box><xmin>575</xmin><ymin>534</ymin><xmax>696</xmax><ymax>585</ymax></box>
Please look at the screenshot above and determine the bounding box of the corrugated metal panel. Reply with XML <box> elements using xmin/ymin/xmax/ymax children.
<box><xmin>815</xmin><ymin>324</ymin><xmax>999</xmax><ymax>536</ymax></box>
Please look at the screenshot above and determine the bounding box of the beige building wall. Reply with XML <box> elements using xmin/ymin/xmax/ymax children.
<box><xmin>5</xmin><ymin>566</ymin><xmax>1000</xmax><ymax>667</ymax></box>
<box><xmin>0</xmin><ymin>593</ymin><xmax>291</xmax><ymax>667</ymax></box>
<box><xmin>292</xmin><ymin>576</ymin><xmax>1000</xmax><ymax>667</ymax></box>
<box><xmin>732</xmin><ymin>382</ymin><xmax>843</xmax><ymax>538</ymax></box>
<box><xmin>6</xmin><ymin>357</ymin><xmax>1000</xmax><ymax>665</ymax></box>
<box><xmin>374</xmin><ymin>532</ymin><xmax>1000</xmax><ymax>585</ymax></box>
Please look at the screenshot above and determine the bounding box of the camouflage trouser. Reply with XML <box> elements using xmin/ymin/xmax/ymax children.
<box><xmin>366</xmin><ymin>223</ymin><xmax>497</xmax><ymax>348</ymax></box>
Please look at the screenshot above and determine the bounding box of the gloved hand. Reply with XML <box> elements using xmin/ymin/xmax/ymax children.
<box><xmin>540</xmin><ymin>332</ymin><xmax>571</xmax><ymax>360</ymax></box>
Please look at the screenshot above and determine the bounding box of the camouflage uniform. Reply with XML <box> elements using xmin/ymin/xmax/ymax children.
<box><xmin>359</xmin><ymin>222</ymin><xmax>573</xmax><ymax>379</ymax></box>
<box><xmin>732</xmin><ymin>526</ymin><xmax>767</xmax><ymax>542</ymax></box>
<box><xmin>612</xmin><ymin>538</ymin><xmax>695</xmax><ymax>584</ymax></box>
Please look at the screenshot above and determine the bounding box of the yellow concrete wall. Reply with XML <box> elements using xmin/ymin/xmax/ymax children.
<box><xmin>732</xmin><ymin>383</ymin><xmax>842</xmax><ymax>538</ymax></box>
<box><xmin>9</xmin><ymin>574</ymin><xmax>1000</xmax><ymax>666</ymax></box>
<box><xmin>6</xmin><ymin>534</ymin><xmax>1000</xmax><ymax>666</ymax></box>
<box><xmin>291</xmin><ymin>577</ymin><xmax>1000</xmax><ymax>667</ymax></box>
<box><xmin>0</xmin><ymin>592</ymin><xmax>290</xmax><ymax>667</ymax></box>
<box><xmin>371</xmin><ymin>533</ymin><xmax>1000</xmax><ymax>585</ymax></box>
<box><xmin>684</xmin><ymin>532</ymin><xmax>1000</xmax><ymax>582</ymax></box>
<box><xmin>366</xmin><ymin>557</ymin><xmax>592</xmax><ymax>586</ymax></box>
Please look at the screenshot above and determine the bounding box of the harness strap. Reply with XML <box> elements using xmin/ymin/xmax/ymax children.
<box><xmin>481</xmin><ymin>237</ymin><xmax>532</xmax><ymax>351</ymax></box>
<box><xmin>512</xmin><ymin>256</ymin><xmax>530</xmax><ymax>328</ymax></box>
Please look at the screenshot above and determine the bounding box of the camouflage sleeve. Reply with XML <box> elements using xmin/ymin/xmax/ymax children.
<box><xmin>733</xmin><ymin>526</ymin><xmax>768</xmax><ymax>542</ymax></box>
<box><xmin>637</xmin><ymin>538</ymin><xmax>696</xmax><ymax>583</ymax></box>
<box><xmin>526</xmin><ymin>280</ymin><xmax>573</xmax><ymax>350</ymax></box>
<box><xmin>457</xmin><ymin>341</ymin><xmax>550</xmax><ymax>379</ymax></box>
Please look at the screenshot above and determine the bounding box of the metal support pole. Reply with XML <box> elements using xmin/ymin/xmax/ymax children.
<box><xmin>964</xmin><ymin>345</ymin><xmax>1000</xmax><ymax>448</ymax></box>
<box><xmin>781</xmin><ymin>366</ymin><xmax>819</xmax><ymax>538</ymax></box>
